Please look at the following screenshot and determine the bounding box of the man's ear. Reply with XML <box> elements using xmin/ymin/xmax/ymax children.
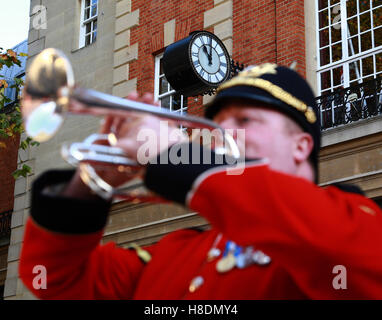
<box><xmin>293</xmin><ymin>133</ymin><xmax>314</xmax><ymax>164</ymax></box>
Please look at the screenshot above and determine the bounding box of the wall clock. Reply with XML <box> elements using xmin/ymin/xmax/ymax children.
<box><xmin>162</xmin><ymin>30</ymin><xmax>231</xmax><ymax>96</ymax></box>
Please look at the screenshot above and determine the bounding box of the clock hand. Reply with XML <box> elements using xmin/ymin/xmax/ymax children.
<box><xmin>203</xmin><ymin>45</ymin><xmax>212</xmax><ymax>65</ymax></box>
<box><xmin>208</xmin><ymin>38</ymin><xmax>213</xmax><ymax>65</ymax></box>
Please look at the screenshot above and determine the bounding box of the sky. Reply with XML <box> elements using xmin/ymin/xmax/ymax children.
<box><xmin>0</xmin><ymin>1</ymin><xmax>30</xmax><ymax>50</ymax></box>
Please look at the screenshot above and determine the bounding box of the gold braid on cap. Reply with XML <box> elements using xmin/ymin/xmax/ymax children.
<box><xmin>217</xmin><ymin>66</ymin><xmax>317</xmax><ymax>124</ymax></box>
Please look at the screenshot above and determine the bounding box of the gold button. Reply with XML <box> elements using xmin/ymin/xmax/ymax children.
<box><xmin>359</xmin><ymin>205</ymin><xmax>376</xmax><ymax>216</ymax></box>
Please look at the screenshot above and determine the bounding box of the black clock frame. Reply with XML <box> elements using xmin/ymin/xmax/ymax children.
<box><xmin>162</xmin><ymin>30</ymin><xmax>231</xmax><ymax>97</ymax></box>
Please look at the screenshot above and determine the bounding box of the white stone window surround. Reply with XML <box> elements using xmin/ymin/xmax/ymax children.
<box><xmin>154</xmin><ymin>53</ymin><xmax>187</xmax><ymax>114</ymax></box>
<box><xmin>79</xmin><ymin>0</ymin><xmax>98</xmax><ymax>48</ymax></box>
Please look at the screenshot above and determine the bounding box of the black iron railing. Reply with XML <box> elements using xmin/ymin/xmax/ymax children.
<box><xmin>316</xmin><ymin>77</ymin><xmax>382</xmax><ymax>130</ymax></box>
<box><xmin>0</xmin><ymin>211</ymin><xmax>12</xmax><ymax>238</ymax></box>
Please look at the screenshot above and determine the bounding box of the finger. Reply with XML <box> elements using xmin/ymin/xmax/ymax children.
<box><xmin>113</xmin><ymin>117</ymin><xmax>126</xmax><ymax>135</ymax></box>
<box><xmin>99</xmin><ymin>115</ymin><xmax>114</xmax><ymax>134</ymax></box>
<box><xmin>141</xmin><ymin>92</ymin><xmax>155</xmax><ymax>104</ymax></box>
<box><xmin>126</xmin><ymin>91</ymin><xmax>139</xmax><ymax>100</ymax></box>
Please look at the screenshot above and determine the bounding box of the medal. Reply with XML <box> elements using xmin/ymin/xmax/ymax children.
<box><xmin>207</xmin><ymin>233</ymin><xmax>222</xmax><ymax>262</ymax></box>
<box><xmin>216</xmin><ymin>241</ymin><xmax>237</xmax><ymax>273</ymax></box>
<box><xmin>216</xmin><ymin>252</ymin><xmax>236</xmax><ymax>273</ymax></box>
<box><xmin>236</xmin><ymin>246</ymin><xmax>254</xmax><ymax>269</ymax></box>
<box><xmin>189</xmin><ymin>276</ymin><xmax>204</xmax><ymax>293</ymax></box>
<box><xmin>207</xmin><ymin>248</ymin><xmax>221</xmax><ymax>261</ymax></box>
<box><xmin>252</xmin><ymin>250</ymin><xmax>271</xmax><ymax>266</ymax></box>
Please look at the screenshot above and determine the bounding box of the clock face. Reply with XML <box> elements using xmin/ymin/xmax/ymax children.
<box><xmin>189</xmin><ymin>33</ymin><xmax>230</xmax><ymax>85</ymax></box>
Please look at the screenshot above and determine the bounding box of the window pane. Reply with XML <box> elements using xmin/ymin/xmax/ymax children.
<box><xmin>321</xmin><ymin>70</ymin><xmax>331</xmax><ymax>89</ymax></box>
<box><xmin>348</xmin><ymin>36</ymin><xmax>359</xmax><ymax>55</ymax></box>
<box><xmin>91</xmin><ymin>4</ymin><xmax>97</xmax><ymax>17</ymax></box>
<box><xmin>362</xmin><ymin>56</ymin><xmax>374</xmax><ymax>76</ymax></box>
<box><xmin>160</xmin><ymin>77</ymin><xmax>169</xmax><ymax>94</ymax></box>
<box><xmin>373</xmin><ymin>7</ymin><xmax>382</xmax><ymax>28</ymax></box>
<box><xmin>376</xmin><ymin>52</ymin><xmax>382</xmax><ymax>72</ymax></box>
<box><xmin>320</xmin><ymin>47</ymin><xmax>330</xmax><ymax>66</ymax></box>
<box><xmin>360</xmin><ymin>11</ymin><xmax>371</xmax><ymax>32</ymax></box>
<box><xmin>359</xmin><ymin>0</ymin><xmax>370</xmax><ymax>13</ymax></box>
<box><xmin>172</xmin><ymin>93</ymin><xmax>183</xmax><ymax>111</ymax></box>
<box><xmin>92</xmin><ymin>31</ymin><xmax>97</xmax><ymax>42</ymax></box>
<box><xmin>319</xmin><ymin>28</ymin><xmax>330</xmax><ymax>47</ymax></box>
<box><xmin>331</xmin><ymin>42</ymin><xmax>342</xmax><ymax>62</ymax></box>
<box><xmin>347</xmin><ymin>16</ymin><xmax>358</xmax><ymax>37</ymax></box>
<box><xmin>318</xmin><ymin>0</ymin><xmax>328</xmax><ymax>10</ymax></box>
<box><xmin>93</xmin><ymin>20</ymin><xmax>97</xmax><ymax>31</ymax></box>
<box><xmin>85</xmin><ymin>34</ymin><xmax>91</xmax><ymax>46</ymax></box>
<box><xmin>160</xmin><ymin>95</ymin><xmax>170</xmax><ymax>109</ymax></box>
<box><xmin>350</xmin><ymin>60</ymin><xmax>361</xmax><ymax>80</ymax></box>
<box><xmin>85</xmin><ymin>0</ymin><xmax>90</xmax><ymax>8</ymax></box>
<box><xmin>331</xmin><ymin>23</ymin><xmax>342</xmax><ymax>43</ymax></box>
<box><xmin>372</xmin><ymin>0</ymin><xmax>382</xmax><ymax>8</ymax></box>
<box><xmin>347</xmin><ymin>0</ymin><xmax>357</xmax><ymax>17</ymax></box>
<box><xmin>361</xmin><ymin>31</ymin><xmax>372</xmax><ymax>51</ymax></box>
<box><xmin>159</xmin><ymin>60</ymin><xmax>164</xmax><ymax>75</ymax></box>
<box><xmin>92</xmin><ymin>0</ymin><xmax>98</xmax><ymax>5</ymax></box>
<box><xmin>330</xmin><ymin>0</ymin><xmax>340</xmax><ymax>5</ymax></box>
<box><xmin>86</xmin><ymin>23</ymin><xmax>91</xmax><ymax>33</ymax></box>
<box><xmin>363</xmin><ymin>75</ymin><xmax>374</xmax><ymax>82</ymax></box>
<box><xmin>332</xmin><ymin>66</ymin><xmax>343</xmax><ymax>86</ymax></box>
<box><xmin>374</xmin><ymin>27</ymin><xmax>382</xmax><ymax>46</ymax></box>
<box><xmin>85</xmin><ymin>8</ymin><xmax>90</xmax><ymax>20</ymax></box>
<box><xmin>319</xmin><ymin>9</ymin><xmax>329</xmax><ymax>29</ymax></box>
<box><xmin>331</xmin><ymin>4</ymin><xmax>341</xmax><ymax>25</ymax></box>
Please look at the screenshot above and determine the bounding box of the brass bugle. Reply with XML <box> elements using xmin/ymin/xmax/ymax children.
<box><xmin>23</xmin><ymin>48</ymin><xmax>240</xmax><ymax>201</ymax></box>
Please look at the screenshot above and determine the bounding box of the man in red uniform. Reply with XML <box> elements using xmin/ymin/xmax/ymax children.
<box><xmin>19</xmin><ymin>64</ymin><xmax>382</xmax><ymax>299</ymax></box>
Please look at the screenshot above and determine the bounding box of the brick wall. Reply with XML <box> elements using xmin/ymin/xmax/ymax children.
<box><xmin>126</xmin><ymin>0</ymin><xmax>307</xmax><ymax>118</ymax></box>
<box><xmin>232</xmin><ymin>0</ymin><xmax>306</xmax><ymax>76</ymax></box>
<box><xmin>129</xmin><ymin>0</ymin><xmax>214</xmax><ymax>94</ymax></box>
<box><xmin>126</xmin><ymin>0</ymin><xmax>215</xmax><ymax>117</ymax></box>
<box><xmin>0</xmin><ymin>135</ymin><xmax>20</xmax><ymax>215</ymax></box>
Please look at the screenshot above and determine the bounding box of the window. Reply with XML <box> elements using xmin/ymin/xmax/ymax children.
<box><xmin>316</xmin><ymin>0</ymin><xmax>382</xmax><ymax>95</ymax></box>
<box><xmin>79</xmin><ymin>0</ymin><xmax>98</xmax><ymax>48</ymax></box>
<box><xmin>154</xmin><ymin>54</ymin><xmax>187</xmax><ymax>116</ymax></box>
<box><xmin>316</xmin><ymin>0</ymin><xmax>382</xmax><ymax>128</ymax></box>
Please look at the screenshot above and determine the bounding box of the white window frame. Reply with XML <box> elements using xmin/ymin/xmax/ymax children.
<box><xmin>154</xmin><ymin>53</ymin><xmax>187</xmax><ymax>115</ymax></box>
<box><xmin>316</xmin><ymin>0</ymin><xmax>382</xmax><ymax>126</ymax></box>
<box><xmin>79</xmin><ymin>0</ymin><xmax>98</xmax><ymax>48</ymax></box>
<box><xmin>316</xmin><ymin>0</ymin><xmax>382</xmax><ymax>95</ymax></box>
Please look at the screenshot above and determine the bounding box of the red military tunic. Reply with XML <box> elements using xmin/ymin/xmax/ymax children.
<box><xmin>19</xmin><ymin>155</ymin><xmax>382</xmax><ymax>299</ymax></box>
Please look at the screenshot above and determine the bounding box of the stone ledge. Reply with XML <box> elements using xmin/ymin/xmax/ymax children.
<box><xmin>321</xmin><ymin>116</ymin><xmax>382</xmax><ymax>148</ymax></box>
<box><xmin>7</xmin><ymin>243</ymin><xmax>21</xmax><ymax>262</ymax></box>
<box><xmin>115</xmin><ymin>9</ymin><xmax>139</xmax><ymax>34</ymax></box>
<box><xmin>10</xmin><ymin>210</ymin><xmax>24</xmax><ymax>229</ymax></box>
<box><xmin>214</xmin><ymin>18</ymin><xmax>232</xmax><ymax>41</ymax></box>
<box><xmin>113</xmin><ymin>64</ymin><xmax>129</xmax><ymax>85</ymax></box>
<box><xmin>112</xmin><ymin>78</ymin><xmax>137</xmax><ymax>98</ymax></box>
<box><xmin>4</xmin><ymin>277</ymin><xmax>17</xmax><ymax>297</ymax></box>
<box><xmin>114</xmin><ymin>29</ymin><xmax>130</xmax><ymax>52</ymax></box>
<box><xmin>204</xmin><ymin>1</ymin><xmax>232</xmax><ymax>29</ymax></box>
<box><xmin>113</xmin><ymin>43</ymin><xmax>138</xmax><ymax>68</ymax></box>
<box><xmin>116</xmin><ymin>0</ymin><xmax>131</xmax><ymax>18</ymax></box>
<box><xmin>164</xmin><ymin>19</ymin><xmax>176</xmax><ymax>47</ymax></box>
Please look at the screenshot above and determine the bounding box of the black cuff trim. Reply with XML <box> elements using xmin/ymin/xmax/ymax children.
<box><xmin>31</xmin><ymin>170</ymin><xmax>111</xmax><ymax>234</ymax></box>
<box><xmin>144</xmin><ymin>142</ymin><xmax>240</xmax><ymax>204</ymax></box>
